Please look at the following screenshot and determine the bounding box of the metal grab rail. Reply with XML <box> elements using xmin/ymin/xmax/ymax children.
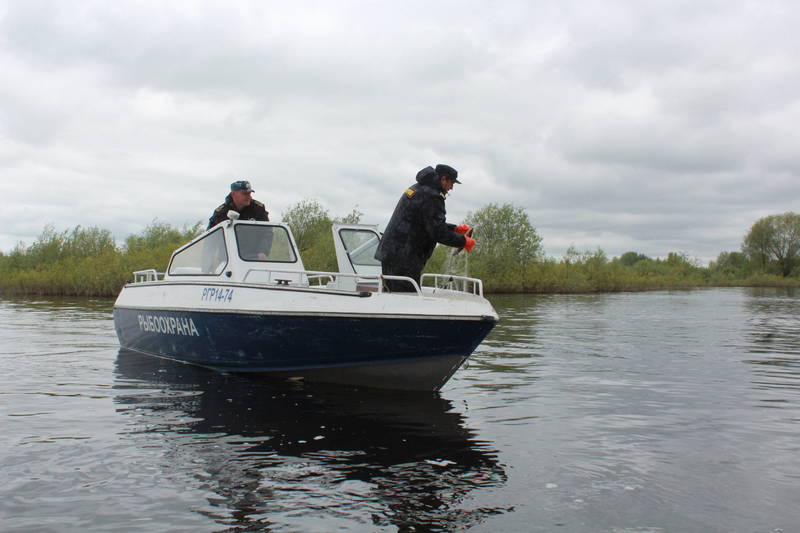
<box><xmin>133</xmin><ymin>269</ymin><xmax>163</xmax><ymax>283</ymax></box>
<box><xmin>241</xmin><ymin>268</ymin><xmax>425</xmax><ymax>295</ymax></box>
<box><xmin>377</xmin><ymin>275</ymin><xmax>422</xmax><ymax>294</ymax></box>
<box><xmin>129</xmin><ymin>266</ymin><xmax>482</xmax><ymax>298</ymax></box>
<box><xmin>421</xmin><ymin>273</ymin><xmax>484</xmax><ymax>297</ymax></box>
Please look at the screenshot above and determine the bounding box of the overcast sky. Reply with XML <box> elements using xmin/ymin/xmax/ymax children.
<box><xmin>2</xmin><ymin>0</ymin><xmax>799</xmax><ymax>263</ymax></box>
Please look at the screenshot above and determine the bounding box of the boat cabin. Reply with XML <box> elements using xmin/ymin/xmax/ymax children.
<box><xmin>132</xmin><ymin>216</ymin><xmax>483</xmax><ymax>297</ymax></box>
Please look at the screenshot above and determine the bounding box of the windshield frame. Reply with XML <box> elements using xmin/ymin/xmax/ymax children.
<box><xmin>233</xmin><ymin>223</ymin><xmax>298</xmax><ymax>263</ymax></box>
<box><xmin>167</xmin><ymin>227</ymin><xmax>229</xmax><ymax>276</ymax></box>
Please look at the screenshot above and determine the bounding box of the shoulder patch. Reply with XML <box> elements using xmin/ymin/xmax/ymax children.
<box><xmin>214</xmin><ymin>204</ymin><xmax>227</xmax><ymax>213</ymax></box>
<box><xmin>252</xmin><ymin>200</ymin><xmax>265</xmax><ymax>207</ymax></box>
<box><xmin>405</xmin><ymin>188</ymin><xmax>416</xmax><ymax>198</ymax></box>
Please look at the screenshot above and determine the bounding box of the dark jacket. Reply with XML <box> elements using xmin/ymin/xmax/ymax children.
<box><xmin>374</xmin><ymin>167</ymin><xmax>466</xmax><ymax>280</ymax></box>
<box><xmin>208</xmin><ymin>195</ymin><xmax>269</xmax><ymax>229</ymax></box>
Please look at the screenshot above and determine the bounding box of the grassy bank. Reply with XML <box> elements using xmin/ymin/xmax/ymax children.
<box><xmin>0</xmin><ymin>222</ymin><xmax>202</xmax><ymax>297</ymax></box>
<box><xmin>425</xmin><ymin>246</ymin><xmax>800</xmax><ymax>294</ymax></box>
<box><xmin>2</xmin><ymin>222</ymin><xmax>798</xmax><ymax>297</ymax></box>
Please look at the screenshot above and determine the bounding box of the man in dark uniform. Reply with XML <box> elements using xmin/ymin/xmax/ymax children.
<box><xmin>208</xmin><ymin>180</ymin><xmax>269</xmax><ymax>229</ymax></box>
<box><xmin>375</xmin><ymin>164</ymin><xmax>476</xmax><ymax>292</ymax></box>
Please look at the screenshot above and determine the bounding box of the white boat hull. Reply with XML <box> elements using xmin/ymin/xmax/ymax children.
<box><xmin>114</xmin><ymin>281</ymin><xmax>497</xmax><ymax>391</ymax></box>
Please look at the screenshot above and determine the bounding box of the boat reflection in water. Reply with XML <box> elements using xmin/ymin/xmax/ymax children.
<box><xmin>114</xmin><ymin>349</ymin><xmax>508</xmax><ymax>531</ymax></box>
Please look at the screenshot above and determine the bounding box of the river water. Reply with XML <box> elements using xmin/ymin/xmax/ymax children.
<box><xmin>1</xmin><ymin>288</ymin><xmax>799</xmax><ymax>532</ymax></box>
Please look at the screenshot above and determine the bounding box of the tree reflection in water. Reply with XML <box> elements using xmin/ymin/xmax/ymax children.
<box><xmin>743</xmin><ymin>288</ymin><xmax>800</xmax><ymax>399</ymax></box>
<box><xmin>113</xmin><ymin>349</ymin><xmax>508</xmax><ymax>531</ymax></box>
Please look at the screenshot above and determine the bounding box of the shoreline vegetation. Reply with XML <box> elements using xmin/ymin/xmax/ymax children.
<box><xmin>1</xmin><ymin>202</ymin><xmax>798</xmax><ymax>297</ymax></box>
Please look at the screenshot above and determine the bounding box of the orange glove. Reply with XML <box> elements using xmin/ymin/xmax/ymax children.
<box><xmin>455</xmin><ymin>224</ymin><xmax>472</xmax><ymax>235</ymax></box>
<box><xmin>464</xmin><ymin>236</ymin><xmax>476</xmax><ymax>252</ymax></box>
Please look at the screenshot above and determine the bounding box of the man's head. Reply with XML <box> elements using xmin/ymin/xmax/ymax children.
<box><xmin>230</xmin><ymin>180</ymin><xmax>254</xmax><ymax>210</ymax></box>
<box><xmin>436</xmin><ymin>164</ymin><xmax>460</xmax><ymax>193</ymax></box>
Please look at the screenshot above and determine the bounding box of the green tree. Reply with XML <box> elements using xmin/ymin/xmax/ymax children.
<box><xmin>62</xmin><ymin>226</ymin><xmax>117</xmax><ymax>258</ymax></box>
<box><xmin>743</xmin><ymin>213</ymin><xmax>800</xmax><ymax>276</ymax></box>
<box><xmin>336</xmin><ymin>206</ymin><xmax>364</xmax><ymax>225</ymax></box>
<box><xmin>617</xmin><ymin>251</ymin><xmax>650</xmax><ymax>267</ymax></box>
<box><xmin>10</xmin><ymin>224</ymin><xmax>119</xmax><ymax>268</ymax></box>
<box><xmin>281</xmin><ymin>200</ymin><xmax>332</xmax><ymax>253</ymax></box>
<box><xmin>124</xmin><ymin>220</ymin><xmax>202</xmax><ymax>254</ymax></box>
<box><xmin>24</xmin><ymin>224</ymin><xmax>68</xmax><ymax>266</ymax></box>
<box><xmin>665</xmin><ymin>251</ymin><xmax>697</xmax><ymax>268</ymax></box>
<box><xmin>461</xmin><ymin>203</ymin><xmax>543</xmax><ymax>289</ymax></box>
<box><xmin>122</xmin><ymin>220</ymin><xmax>203</xmax><ymax>273</ymax></box>
<box><xmin>464</xmin><ymin>203</ymin><xmax>542</xmax><ymax>263</ymax></box>
<box><xmin>742</xmin><ymin>217</ymin><xmax>773</xmax><ymax>270</ymax></box>
<box><xmin>711</xmin><ymin>251</ymin><xmax>753</xmax><ymax>278</ymax></box>
<box><xmin>281</xmin><ymin>200</ymin><xmax>363</xmax><ymax>272</ymax></box>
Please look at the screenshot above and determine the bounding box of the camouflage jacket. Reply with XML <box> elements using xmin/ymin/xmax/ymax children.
<box><xmin>208</xmin><ymin>195</ymin><xmax>269</xmax><ymax>229</ymax></box>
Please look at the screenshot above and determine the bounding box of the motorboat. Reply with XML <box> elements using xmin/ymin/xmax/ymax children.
<box><xmin>112</xmin><ymin>214</ymin><xmax>498</xmax><ymax>391</ymax></box>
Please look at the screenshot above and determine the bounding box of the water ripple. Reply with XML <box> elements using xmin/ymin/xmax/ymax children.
<box><xmin>3</xmin><ymin>290</ymin><xmax>800</xmax><ymax>532</ymax></box>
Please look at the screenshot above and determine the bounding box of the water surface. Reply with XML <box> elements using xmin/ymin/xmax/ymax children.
<box><xmin>1</xmin><ymin>289</ymin><xmax>798</xmax><ymax>532</ymax></box>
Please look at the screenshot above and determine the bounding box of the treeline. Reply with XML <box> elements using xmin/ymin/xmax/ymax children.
<box><xmin>1</xmin><ymin>203</ymin><xmax>798</xmax><ymax>297</ymax></box>
<box><xmin>0</xmin><ymin>222</ymin><xmax>202</xmax><ymax>296</ymax></box>
<box><xmin>427</xmin><ymin>205</ymin><xmax>799</xmax><ymax>293</ymax></box>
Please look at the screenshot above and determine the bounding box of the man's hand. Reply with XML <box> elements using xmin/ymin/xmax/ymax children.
<box><xmin>464</xmin><ymin>236</ymin><xmax>476</xmax><ymax>252</ymax></box>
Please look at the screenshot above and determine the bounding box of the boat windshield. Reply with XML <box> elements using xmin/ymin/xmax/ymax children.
<box><xmin>168</xmin><ymin>228</ymin><xmax>228</xmax><ymax>276</ymax></box>
<box><xmin>339</xmin><ymin>228</ymin><xmax>381</xmax><ymax>267</ymax></box>
<box><xmin>234</xmin><ymin>224</ymin><xmax>297</xmax><ymax>263</ymax></box>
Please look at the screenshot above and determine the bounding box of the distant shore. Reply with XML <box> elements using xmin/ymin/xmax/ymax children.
<box><xmin>2</xmin><ymin>219</ymin><xmax>798</xmax><ymax>298</ymax></box>
<box><xmin>1</xmin><ymin>272</ymin><xmax>797</xmax><ymax>299</ymax></box>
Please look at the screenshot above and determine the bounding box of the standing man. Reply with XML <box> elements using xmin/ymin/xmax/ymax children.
<box><xmin>208</xmin><ymin>180</ymin><xmax>269</xmax><ymax>229</ymax></box>
<box><xmin>375</xmin><ymin>164</ymin><xmax>476</xmax><ymax>292</ymax></box>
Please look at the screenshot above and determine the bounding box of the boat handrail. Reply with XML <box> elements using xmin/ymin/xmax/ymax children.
<box><xmin>421</xmin><ymin>273</ymin><xmax>484</xmax><ymax>297</ymax></box>
<box><xmin>129</xmin><ymin>266</ymin><xmax>482</xmax><ymax>298</ymax></box>
<box><xmin>133</xmin><ymin>269</ymin><xmax>164</xmax><ymax>283</ymax></box>
<box><xmin>242</xmin><ymin>267</ymin><xmax>426</xmax><ymax>295</ymax></box>
<box><xmin>378</xmin><ymin>275</ymin><xmax>422</xmax><ymax>294</ymax></box>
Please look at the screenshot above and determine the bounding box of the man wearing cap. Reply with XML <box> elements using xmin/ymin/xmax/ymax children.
<box><xmin>375</xmin><ymin>164</ymin><xmax>476</xmax><ymax>292</ymax></box>
<box><xmin>208</xmin><ymin>180</ymin><xmax>269</xmax><ymax>229</ymax></box>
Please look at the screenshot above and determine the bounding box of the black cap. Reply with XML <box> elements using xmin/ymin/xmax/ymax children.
<box><xmin>231</xmin><ymin>180</ymin><xmax>254</xmax><ymax>193</ymax></box>
<box><xmin>435</xmin><ymin>164</ymin><xmax>460</xmax><ymax>183</ymax></box>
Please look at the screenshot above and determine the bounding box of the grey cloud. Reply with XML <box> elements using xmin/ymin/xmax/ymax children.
<box><xmin>1</xmin><ymin>0</ymin><xmax>799</xmax><ymax>264</ymax></box>
<box><xmin>1</xmin><ymin>1</ymin><xmax>497</xmax><ymax>98</ymax></box>
<box><xmin>552</xmin><ymin>119</ymin><xmax>746</xmax><ymax>173</ymax></box>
